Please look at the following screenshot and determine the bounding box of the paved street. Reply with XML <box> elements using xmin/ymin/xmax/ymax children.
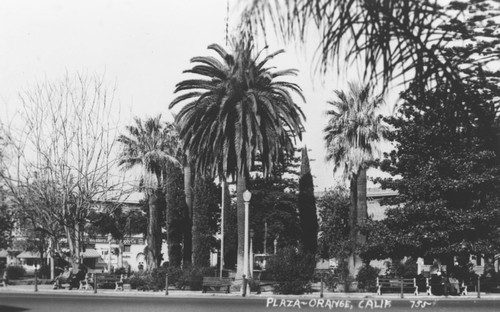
<box><xmin>1</xmin><ymin>290</ymin><xmax>500</xmax><ymax>312</ymax></box>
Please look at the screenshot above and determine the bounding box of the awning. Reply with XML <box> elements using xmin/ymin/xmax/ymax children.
<box><xmin>17</xmin><ymin>251</ymin><xmax>44</xmax><ymax>259</ymax></box>
<box><xmin>82</xmin><ymin>249</ymin><xmax>101</xmax><ymax>258</ymax></box>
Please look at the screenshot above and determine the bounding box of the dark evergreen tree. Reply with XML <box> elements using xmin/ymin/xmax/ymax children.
<box><xmin>165</xmin><ymin>162</ymin><xmax>186</xmax><ymax>267</ymax></box>
<box><xmin>363</xmin><ymin>83</ymin><xmax>500</xmax><ymax>265</ymax></box>
<box><xmin>298</xmin><ymin>146</ymin><xmax>318</xmax><ymax>255</ymax></box>
<box><xmin>221</xmin><ymin>181</ymin><xmax>237</xmax><ymax>269</ymax></box>
<box><xmin>192</xmin><ymin>173</ymin><xmax>220</xmax><ymax>267</ymax></box>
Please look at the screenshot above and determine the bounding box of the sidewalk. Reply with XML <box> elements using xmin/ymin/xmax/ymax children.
<box><xmin>2</xmin><ymin>284</ymin><xmax>500</xmax><ymax>300</ymax></box>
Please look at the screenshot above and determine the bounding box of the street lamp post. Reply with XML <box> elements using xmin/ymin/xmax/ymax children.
<box><xmin>243</xmin><ymin>190</ymin><xmax>251</xmax><ymax>293</ymax></box>
<box><xmin>34</xmin><ymin>261</ymin><xmax>38</xmax><ymax>292</ymax></box>
<box><xmin>107</xmin><ymin>233</ymin><xmax>112</xmax><ymax>272</ymax></box>
<box><xmin>250</xmin><ymin>229</ymin><xmax>254</xmax><ymax>278</ymax></box>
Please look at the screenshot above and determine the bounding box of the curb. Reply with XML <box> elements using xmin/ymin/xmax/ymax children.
<box><xmin>2</xmin><ymin>286</ymin><xmax>500</xmax><ymax>300</ymax></box>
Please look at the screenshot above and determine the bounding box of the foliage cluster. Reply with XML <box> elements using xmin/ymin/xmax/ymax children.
<box><xmin>87</xmin><ymin>207</ymin><xmax>147</xmax><ymax>241</ymax></box>
<box><xmin>127</xmin><ymin>265</ymin><xmax>214</xmax><ymax>291</ymax></box>
<box><xmin>317</xmin><ymin>187</ymin><xmax>352</xmax><ymax>261</ymax></box>
<box><xmin>38</xmin><ymin>264</ymin><xmax>52</xmax><ymax>279</ymax></box>
<box><xmin>5</xmin><ymin>266</ymin><xmax>26</xmax><ymax>280</ymax></box>
<box><xmin>0</xmin><ymin>202</ymin><xmax>13</xmax><ymax>250</ymax></box>
<box><xmin>248</xmin><ymin>188</ymin><xmax>301</xmax><ymax>253</ymax></box>
<box><xmin>391</xmin><ymin>258</ymin><xmax>418</xmax><ymax>278</ymax></box>
<box><xmin>355</xmin><ymin>264</ymin><xmax>380</xmax><ymax>292</ymax></box>
<box><xmin>364</xmin><ymin>83</ymin><xmax>500</xmax><ymax>262</ymax></box>
<box><xmin>192</xmin><ymin>175</ymin><xmax>220</xmax><ymax>267</ymax></box>
<box><xmin>267</xmin><ymin>246</ymin><xmax>315</xmax><ymax>294</ymax></box>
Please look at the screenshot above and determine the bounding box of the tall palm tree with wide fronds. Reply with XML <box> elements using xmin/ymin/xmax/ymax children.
<box><xmin>239</xmin><ymin>0</ymin><xmax>467</xmax><ymax>92</ymax></box>
<box><xmin>118</xmin><ymin>115</ymin><xmax>179</xmax><ymax>271</ymax></box>
<box><xmin>324</xmin><ymin>82</ymin><xmax>386</xmax><ymax>277</ymax></box>
<box><xmin>170</xmin><ymin>38</ymin><xmax>305</xmax><ymax>278</ymax></box>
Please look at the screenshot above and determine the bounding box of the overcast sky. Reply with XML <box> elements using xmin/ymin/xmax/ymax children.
<box><xmin>0</xmin><ymin>0</ymin><xmax>393</xmax><ymax>191</ymax></box>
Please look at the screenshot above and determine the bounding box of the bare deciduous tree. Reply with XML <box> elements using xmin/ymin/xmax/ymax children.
<box><xmin>0</xmin><ymin>72</ymin><xmax>124</xmax><ymax>268</ymax></box>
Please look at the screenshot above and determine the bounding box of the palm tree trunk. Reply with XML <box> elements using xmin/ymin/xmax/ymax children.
<box><xmin>236</xmin><ymin>171</ymin><xmax>247</xmax><ymax>280</ymax></box>
<box><xmin>348</xmin><ymin>174</ymin><xmax>358</xmax><ymax>281</ymax></box>
<box><xmin>348</xmin><ymin>167</ymin><xmax>368</xmax><ymax>284</ymax></box>
<box><xmin>147</xmin><ymin>188</ymin><xmax>162</xmax><ymax>271</ymax></box>
<box><xmin>349</xmin><ymin>175</ymin><xmax>357</xmax><ymax>243</ymax></box>
<box><xmin>183</xmin><ymin>160</ymin><xmax>193</xmax><ymax>265</ymax></box>
<box><xmin>356</xmin><ymin>167</ymin><xmax>367</xmax><ymax>244</ymax></box>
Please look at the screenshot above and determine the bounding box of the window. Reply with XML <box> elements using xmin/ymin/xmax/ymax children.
<box><xmin>123</xmin><ymin>245</ymin><xmax>131</xmax><ymax>253</ymax></box>
<box><xmin>424</xmin><ymin>255</ymin><xmax>433</xmax><ymax>265</ymax></box>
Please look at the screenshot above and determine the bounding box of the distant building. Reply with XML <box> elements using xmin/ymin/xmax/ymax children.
<box><xmin>5</xmin><ymin>192</ymin><xmax>169</xmax><ymax>273</ymax></box>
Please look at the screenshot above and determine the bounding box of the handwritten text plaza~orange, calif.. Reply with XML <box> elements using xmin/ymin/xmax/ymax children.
<box><xmin>265</xmin><ymin>298</ymin><xmax>393</xmax><ymax>309</ymax></box>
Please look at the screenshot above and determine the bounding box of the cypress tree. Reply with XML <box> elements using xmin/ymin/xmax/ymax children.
<box><xmin>298</xmin><ymin>146</ymin><xmax>318</xmax><ymax>255</ymax></box>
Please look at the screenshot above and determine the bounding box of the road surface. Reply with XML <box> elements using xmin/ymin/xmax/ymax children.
<box><xmin>0</xmin><ymin>293</ymin><xmax>499</xmax><ymax>312</ymax></box>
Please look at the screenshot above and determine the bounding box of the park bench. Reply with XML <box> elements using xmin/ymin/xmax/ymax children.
<box><xmin>53</xmin><ymin>275</ymin><xmax>78</xmax><ymax>290</ymax></box>
<box><xmin>254</xmin><ymin>280</ymin><xmax>275</xmax><ymax>294</ymax></box>
<box><xmin>459</xmin><ymin>281</ymin><xmax>474</xmax><ymax>296</ymax></box>
<box><xmin>78</xmin><ymin>273</ymin><xmax>94</xmax><ymax>290</ymax></box>
<box><xmin>376</xmin><ymin>277</ymin><xmax>418</xmax><ymax>297</ymax></box>
<box><xmin>90</xmin><ymin>274</ymin><xmax>125</xmax><ymax>291</ymax></box>
<box><xmin>425</xmin><ymin>277</ymin><xmax>471</xmax><ymax>296</ymax></box>
<box><xmin>202</xmin><ymin>277</ymin><xmax>232</xmax><ymax>293</ymax></box>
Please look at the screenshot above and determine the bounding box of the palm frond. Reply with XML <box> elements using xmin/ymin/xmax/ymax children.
<box><xmin>324</xmin><ymin>82</ymin><xmax>388</xmax><ymax>179</ymax></box>
<box><xmin>239</xmin><ymin>0</ymin><xmax>462</xmax><ymax>92</ymax></box>
<box><xmin>171</xmin><ymin>37</ymin><xmax>306</xmax><ymax>178</ymax></box>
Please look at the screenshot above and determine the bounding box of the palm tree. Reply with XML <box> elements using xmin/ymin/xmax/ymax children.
<box><xmin>239</xmin><ymin>0</ymin><xmax>462</xmax><ymax>92</ymax></box>
<box><xmin>323</xmin><ymin>82</ymin><xmax>386</xmax><ymax>277</ymax></box>
<box><xmin>118</xmin><ymin>115</ymin><xmax>179</xmax><ymax>271</ymax></box>
<box><xmin>170</xmin><ymin>38</ymin><xmax>305</xmax><ymax>278</ymax></box>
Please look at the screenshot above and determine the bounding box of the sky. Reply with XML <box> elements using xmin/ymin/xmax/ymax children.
<box><xmin>0</xmin><ymin>0</ymin><xmax>392</xmax><ymax>191</ymax></box>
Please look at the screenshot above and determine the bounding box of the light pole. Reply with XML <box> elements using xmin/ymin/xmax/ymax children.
<box><xmin>220</xmin><ymin>187</ymin><xmax>224</xmax><ymax>278</ymax></box>
<box><xmin>34</xmin><ymin>260</ymin><xmax>38</xmax><ymax>292</ymax></box>
<box><xmin>107</xmin><ymin>233</ymin><xmax>112</xmax><ymax>272</ymax></box>
<box><xmin>250</xmin><ymin>229</ymin><xmax>254</xmax><ymax>278</ymax></box>
<box><xmin>48</xmin><ymin>242</ymin><xmax>54</xmax><ymax>280</ymax></box>
<box><xmin>243</xmin><ymin>190</ymin><xmax>251</xmax><ymax>290</ymax></box>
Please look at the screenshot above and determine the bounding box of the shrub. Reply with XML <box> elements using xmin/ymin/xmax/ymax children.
<box><xmin>127</xmin><ymin>265</ymin><xmax>214</xmax><ymax>291</ymax></box>
<box><xmin>315</xmin><ymin>270</ymin><xmax>343</xmax><ymax>292</ymax></box>
<box><xmin>38</xmin><ymin>264</ymin><xmax>51</xmax><ymax>279</ymax></box>
<box><xmin>176</xmin><ymin>265</ymin><xmax>213</xmax><ymax>290</ymax></box>
<box><xmin>114</xmin><ymin>267</ymin><xmax>127</xmax><ymax>276</ymax></box>
<box><xmin>267</xmin><ymin>247</ymin><xmax>315</xmax><ymax>294</ymax></box>
<box><xmin>324</xmin><ymin>259</ymin><xmax>351</xmax><ymax>292</ymax></box>
<box><xmin>129</xmin><ymin>271</ymin><xmax>151</xmax><ymax>290</ymax></box>
<box><xmin>393</xmin><ymin>258</ymin><xmax>418</xmax><ymax>278</ymax></box>
<box><xmin>247</xmin><ymin>278</ymin><xmax>261</xmax><ymax>292</ymax></box>
<box><xmin>148</xmin><ymin>267</ymin><xmax>177</xmax><ymax>291</ymax></box>
<box><xmin>164</xmin><ymin>266</ymin><xmax>183</xmax><ymax>288</ymax></box>
<box><xmin>356</xmin><ymin>264</ymin><xmax>380</xmax><ymax>292</ymax></box>
<box><xmin>5</xmin><ymin>266</ymin><xmax>26</xmax><ymax>280</ymax></box>
<box><xmin>480</xmin><ymin>272</ymin><xmax>500</xmax><ymax>292</ymax></box>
